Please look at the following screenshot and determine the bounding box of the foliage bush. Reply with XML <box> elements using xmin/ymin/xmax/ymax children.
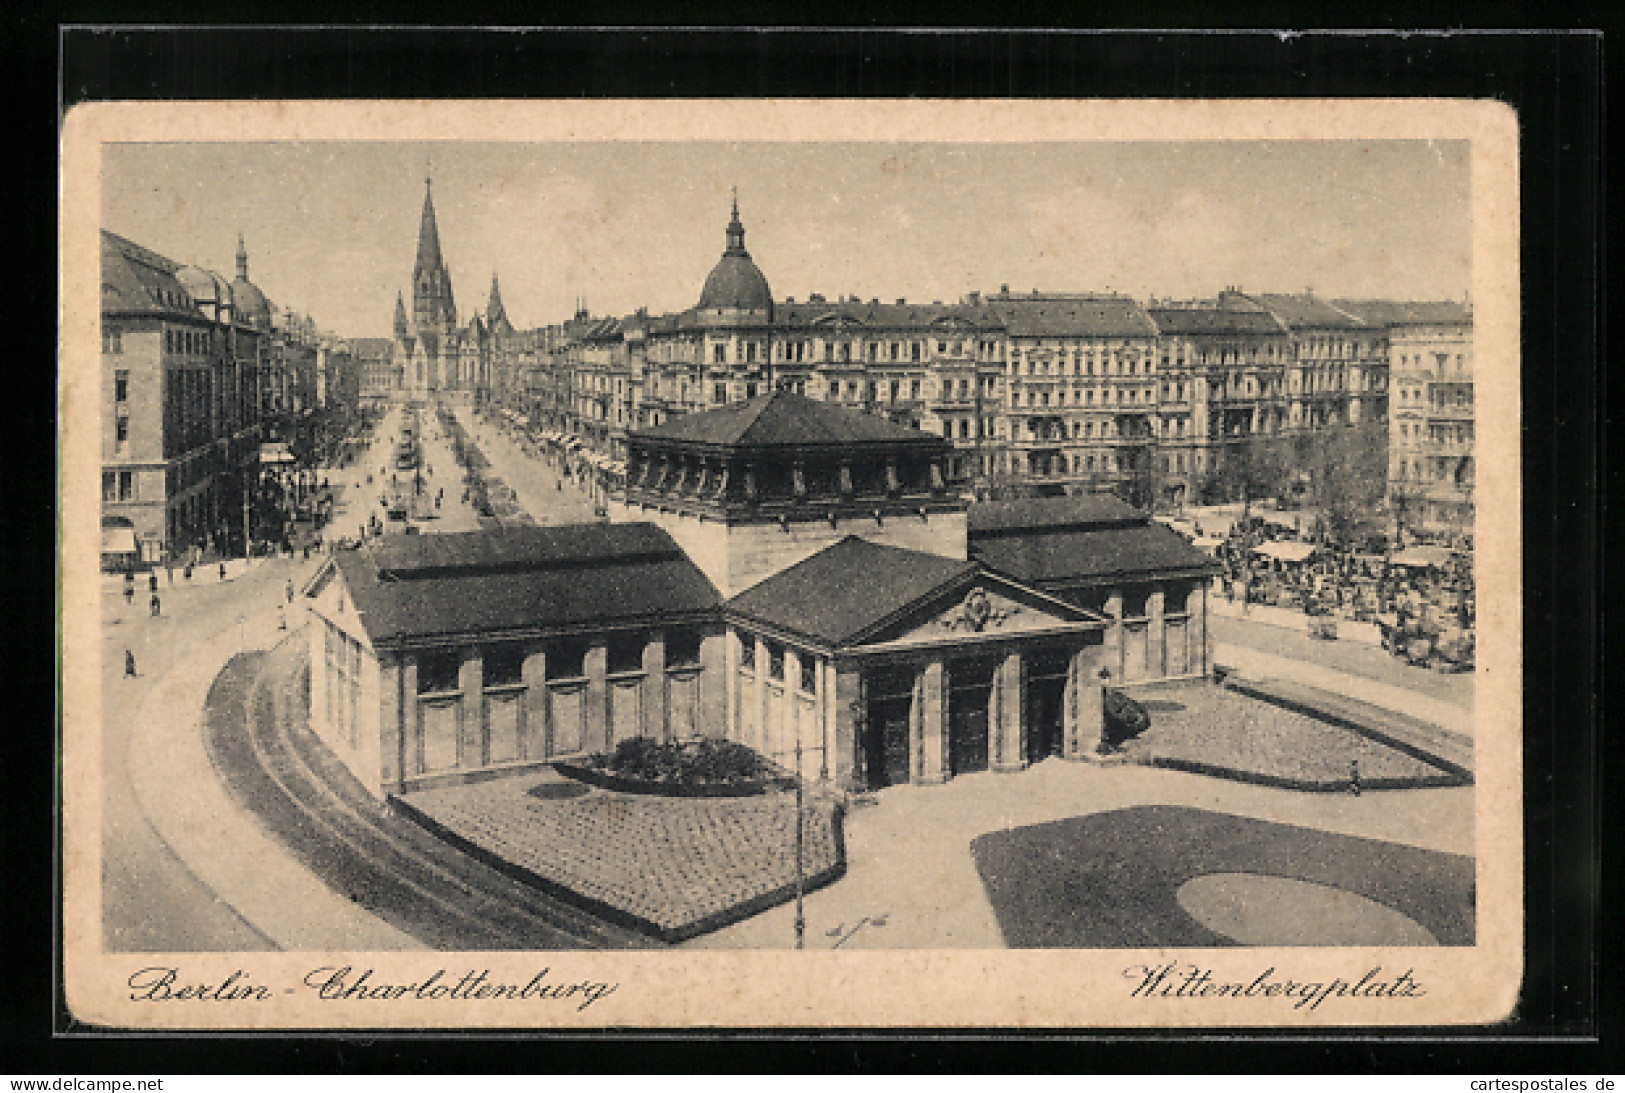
<box><xmin>591</xmin><ymin>736</ymin><xmax>778</xmax><ymax>786</ymax></box>
<box><xmin>1103</xmin><ymin>688</ymin><xmax>1151</xmax><ymax>747</ymax></box>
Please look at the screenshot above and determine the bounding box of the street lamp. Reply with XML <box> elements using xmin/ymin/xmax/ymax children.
<box><xmin>794</xmin><ymin>705</ymin><xmax>805</xmax><ymax>950</ymax></box>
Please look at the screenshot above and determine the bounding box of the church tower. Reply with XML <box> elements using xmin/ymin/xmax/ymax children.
<box><xmin>485</xmin><ymin>271</ymin><xmax>515</xmax><ymax>337</ymax></box>
<box><xmin>411</xmin><ymin>176</ymin><xmax>457</xmax><ymax>331</ymax></box>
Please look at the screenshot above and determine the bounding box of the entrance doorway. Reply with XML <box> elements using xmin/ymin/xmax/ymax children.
<box><xmin>863</xmin><ymin>664</ymin><xmax>915</xmax><ymax>790</ymax></box>
<box><xmin>1026</xmin><ymin>649</ymin><xmax>1072</xmax><ymax>763</ymax></box>
<box><xmin>947</xmin><ymin>656</ymin><xmax>997</xmax><ymax>777</ymax></box>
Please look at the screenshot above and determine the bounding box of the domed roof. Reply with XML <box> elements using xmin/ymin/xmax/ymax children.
<box><xmin>231</xmin><ymin>278</ymin><xmax>272</xmax><ymax>329</ymax></box>
<box><xmin>697</xmin><ymin>197</ymin><xmax>772</xmax><ymax>316</ymax></box>
<box><xmin>230</xmin><ymin>233</ymin><xmax>273</xmax><ymax>329</ymax></box>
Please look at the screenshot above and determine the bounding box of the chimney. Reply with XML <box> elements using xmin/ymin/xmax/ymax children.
<box><xmin>896</xmin><ymin>298</ymin><xmax>906</xmax><ymax>306</ymax></box>
<box><xmin>1000</xmin><ymin>283</ymin><xmax>1010</xmax><ymax>296</ymax></box>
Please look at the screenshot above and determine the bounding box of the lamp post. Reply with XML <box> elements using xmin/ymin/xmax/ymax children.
<box><xmin>794</xmin><ymin>708</ymin><xmax>805</xmax><ymax>950</ymax></box>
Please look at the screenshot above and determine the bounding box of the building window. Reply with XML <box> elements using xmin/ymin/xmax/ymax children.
<box><xmin>101</xmin><ymin>471</ymin><xmax>116</xmax><ymax>502</ymax></box>
<box><xmin>738</xmin><ymin>637</ymin><xmax>756</xmax><ymax>671</ymax></box>
<box><xmin>607</xmin><ymin>633</ymin><xmax>645</xmax><ymax>674</ymax></box>
<box><xmin>799</xmin><ymin>656</ymin><xmax>817</xmax><ymax>694</ymax></box>
<box><xmin>713</xmin><ymin>344</ymin><xmax>727</xmax><ymax>364</ymax></box>
<box><xmin>418</xmin><ymin>650</ymin><xmax>461</xmax><ymax>694</ymax></box>
<box><xmin>546</xmin><ymin>639</ymin><xmax>587</xmax><ymax>680</ymax></box>
<box><xmin>114</xmin><ymin>369</ymin><xmax>130</xmax><ymax>403</ymax></box>
<box><xmin>115</xmin><ymin>416</ymin><xmax>129</xmax><ymax>449</ymax></box>
<box><xmin>118</xmin><ymin>470</ymin><xmax>134</xmax><ymax>501</ymax></box>
<box><xmin>714</xmin><ymin>382</ymin><xmax>727</xmax><ymax>404</ymax></box>
<box><xmin>484</xmin><ymin>643</ymin><xmax>525</xmax><ymax>688</ymax></box>
<box><xmin>666</xmin><ymin>629</ymin><xmax>702</xmax><ymax>668</ymax></box>
<box><xmin>767</xmin><ymin>643</ymin><xmax>785</xmax><ymax>681</ymax></box>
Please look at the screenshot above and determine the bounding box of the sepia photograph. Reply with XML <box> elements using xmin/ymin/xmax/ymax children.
<box><xmin>59</xmin><ymin>98</ymin><xmax>1522</xmax><ymax>1029</ymax></box>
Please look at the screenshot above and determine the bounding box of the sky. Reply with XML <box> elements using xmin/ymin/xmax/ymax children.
<box><xmin>102</xmin><ymin>140</ymin><xmax>1470</xmax><ymax>339</ymax></box>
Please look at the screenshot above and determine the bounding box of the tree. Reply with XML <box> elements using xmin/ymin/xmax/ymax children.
<box><xmin>1308</xmin><ymin>423</ymin><xmax>1389</xmax><ymax>546</ymax></box>
<box><xmin>1209</xmin><ymin>434</ymin><xmax>1288</xmax><ymax>514</ymax></box>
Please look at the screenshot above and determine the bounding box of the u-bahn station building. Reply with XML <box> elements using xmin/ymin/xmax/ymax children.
<box><xmin>304</xmin><ymin>390</ymin><xmax>1217</xmax><ymax>799</ymax></box>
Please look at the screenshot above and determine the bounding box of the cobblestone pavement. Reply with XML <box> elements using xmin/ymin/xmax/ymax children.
<box><xmin>1119</xmin><ymin>682</ymin><xmax>1461</xmax><ymax>790</ymax></box>
<box><xmin>401</xmin><ymin>774</ymin><xmax>844</xmax><ymax>941</ymax></box>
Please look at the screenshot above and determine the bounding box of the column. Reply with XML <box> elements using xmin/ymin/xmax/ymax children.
<box><xmin>833</xmin><ymin>665</ymin><xmax>864</xmax><ymax>792</ymax></box>
<box><xmin>459</xmin><ymin>648</ymin><xmax>484</xmax><ymax>768</ymax></box>
<box><xmin>817</xmin><ymin>656</ymin><xmax>834</xmax><ymax>782</ymax></box>
<box><xmin>785</xmin><ymin>646</ymin><xmax>805</xmax><ymax>773</ymax></box>
<box><xmin>914</xmin><ymin>658</ymin><xmax>948</xmax><ymax>784</ymax></box>
<box><xmin>378</xmin><ymin>656</ymin><xmax>404</xmax><ymax>793</ymax></box>
<box><xmin>753</xmin><ymin>636</ymin><xmax>769</xmax><ymax>754</ymax></box>
<box><xmin>1192</xmin><ymin>582</ymin><xmax>1210</xmax><ymax>677</ymax></box>
<box><xmin>699</xmin><ymin>629</ymin><xmax>727</xmax><ymax>740</ymax></box>
<box><xmin>522</xmin><ymin>644</ymin><xmax>548</xmax><ymax>759</ymax></box>
<box><xmin>398</xmin><ymin>657</ymin><xmax>420</xmax><ymax>785</ymax></box>
<box><xmin>584</xmin><ymin>639</ymin><xmax>609</xmax><ymax>754</ymax></box>
<box><xmin>1148</xmin><ymin>588</ymin><xmax>1166</xmax><ymax>680</ymax></box>
<box><xmin>1062</xmin><ymin>644</ymin><xmax>1106</xmax><ymax>760</ymax></box>
<box><xmin>1104</xmin><ymin>591</ymin><xmax>1124</xmax><ymax>680</ymax></box>
<box><xmin>992</xmin><ymin>649</ymin><xmax>1027</xmax><ymax>773</ymax></box>
<box><xmin>642</xmin><ymin>630</ymin><xmax>668</xmax><ymax>741</ymax></box>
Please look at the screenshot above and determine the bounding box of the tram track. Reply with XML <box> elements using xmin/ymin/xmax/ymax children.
<box><xmin>204</xmin><ymin>636</ymin><xmax>655</xmax><ymax>950</ymax></box>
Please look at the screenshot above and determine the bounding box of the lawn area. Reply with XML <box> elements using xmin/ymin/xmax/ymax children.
<box><xmin>971</xmin><ymin>806</ymin><xmax>1475</xmax><ymax>948</ymax></box>
<box><xmin>1119</xmin><ymin>681</ymin><xmax>1461</xmax><ymax>790</ymax></box>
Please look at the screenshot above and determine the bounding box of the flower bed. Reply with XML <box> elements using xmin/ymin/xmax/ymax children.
<box><xmin>558</xmin><ymin>736</ymin><xmax>797</xmax><ymax>798</ymax></box>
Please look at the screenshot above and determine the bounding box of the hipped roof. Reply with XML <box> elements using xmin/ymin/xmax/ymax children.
<box><xmin>630</xmin><ymin>389</ymin><xmax>945</xmax><ymax>453</ymax></box>
<box><xmin>727</xmin><ymin>537</ymin><xmax>977</xmax><ymax>648</ymax></box>
<box><xmin>330</xmin><ymin>524</ymin><xmax>721</xmax><ymax>646</ymax></box>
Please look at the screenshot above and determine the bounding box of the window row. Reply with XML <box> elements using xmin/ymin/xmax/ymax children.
<box><xmin>415</xmin><ymin>630</ymin><xmax>705</xmax><ymax>694</ymax></box>
<box><xmin>737</xmin><ymin>637</ymin><xmax>818</xmax><ymax>693</ymax></box>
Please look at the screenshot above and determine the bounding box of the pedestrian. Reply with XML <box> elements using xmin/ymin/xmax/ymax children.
<box><xmin>149</xmin><ymin>592</ymin><xmax>161</xmax><ymax>617</ymax></box>
<box><xmin>219</xmin><ymin>561</ymin><xmax>228</xmax><ymax>581</ymax></box>
<box><xmin>124</xmin><ymin>648</ymin><xmax>137</xmax><ymax>677</ymax></box>
<box><xmin>285</xmin><ymin>578</ymin><xmax>295</xmax><ymax>604</ymax></box>
<box><xmin>148</xmin><ymin>571</ymin><xmax>158</xmax><ymax>594</ymax></box>
<box><xmin>123</xmin><ymin>582</ymin><xmax>134</xmax><ymax>607</ymax></box>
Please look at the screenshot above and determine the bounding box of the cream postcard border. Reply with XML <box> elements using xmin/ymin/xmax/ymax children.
<box><xmin>60</xmin><ymin>98</ymin><xmax>1522</xmax><ymax>1029</ymax></box>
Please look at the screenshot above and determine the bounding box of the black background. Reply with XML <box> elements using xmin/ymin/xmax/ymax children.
<box><xmin>13</xmin><ymin>19</ymin><xmax>1611</xmax><ymax>1075</ymax></box>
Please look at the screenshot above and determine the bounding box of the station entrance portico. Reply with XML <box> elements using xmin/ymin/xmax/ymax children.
<box><xmin>843</xmin><ymin>621</ymin><xmax>1111</xmax><ymax>794</ymax></box>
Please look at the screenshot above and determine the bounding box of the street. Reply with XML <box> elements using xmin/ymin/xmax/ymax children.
<box><xmin>1210</xmin><ymin>611</ymin><xmax>1474</xmax><ymax>711</ymax></box>
<box><xmin>100</xmin><ymin>554</ymin><xmax>306</xmax><ymax>951</ymax></box>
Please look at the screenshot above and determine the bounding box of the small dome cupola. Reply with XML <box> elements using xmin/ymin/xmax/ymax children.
<box><xmin>697</xmin><ymin>189</ymin><xmax>773</xmax><ymax>319</ymax></box>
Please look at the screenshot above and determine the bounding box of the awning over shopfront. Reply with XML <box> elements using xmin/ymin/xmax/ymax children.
<box><xmin>1389</xmin><ymin>544</ymin><xmax>1457</xmax><ymax>569</ymax></box>
<box><xmin>101</xmin><ymin>522</ymin><xmax>138</xmax><ymax>556</ymax></box>
<box><xmin>1251</xmin><ymin>540</ymin><xmax>1318</xmax><ymax>564</ymax></box>
<box><xmin>258</xmin><ymin>441</ymin><xmax>297</xmax><ymax>465</ymax></box>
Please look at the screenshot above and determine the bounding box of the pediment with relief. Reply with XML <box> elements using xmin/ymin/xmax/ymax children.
<box><xmin>859</xmin><ymin>579</ymin><xmax>1095</xmax><ymax>649</ymax></box>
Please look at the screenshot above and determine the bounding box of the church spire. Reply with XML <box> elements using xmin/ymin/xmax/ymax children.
<box><xmin>393</xmin><ymin>290</ymin><xmax>408</xmax><ymax>338</ymax></box>
<box><xmin>415</xmin><ymin>176</ymin><xmax>445</xmax><ymax>275</ymax></box>
<box><xmin>410</xmin><ymin>175</ymin><xmax>456</xmax><ymax>329</ymax></box>
<box><xmin>486</xmin><ymin>271</ymin><xmax>509</xmax><ymax>327</ymax></box>
<box><xmin>235</xmin><ymin>231</ymin><xmax>249</xmax><ymax>280</ymax></box>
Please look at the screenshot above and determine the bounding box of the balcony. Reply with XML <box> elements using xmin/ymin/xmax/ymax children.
<box><xmin>1427</xmin><ymin>403</ymin><xmax>1475</xmax><ymax>422</ymax></box>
